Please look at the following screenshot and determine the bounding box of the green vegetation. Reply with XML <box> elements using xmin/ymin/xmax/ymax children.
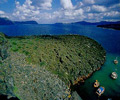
<box><xmin>8</xmin><ymin>35</ymin><xmax>106</xmax><ymax>84</ymax></box>
<box><xmin>0</xmin><ymin>33</ymin><xmax>105</xmax><ymax>100</ymax></box>
<box><xmin>13</xmin><ymin>86</ymin><xmax>21</xmax><ymax>100</ymax></box>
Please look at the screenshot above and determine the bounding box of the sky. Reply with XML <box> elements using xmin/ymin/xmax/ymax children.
<box><xmin>0</xmin><ymin>0</ymin><xmax>120</xmax><ymax>24</ymax></box>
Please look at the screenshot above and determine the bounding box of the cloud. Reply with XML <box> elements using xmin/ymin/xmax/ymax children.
<box><xmin>12</xmin><ymin>0</ymin><xmax>55</xmax><ymax>23</ymax></box>
<box><xmin>60</xmin><ymin>0</ymin><xmax>73</xmax><ymax>10</ymax></box>
<box><xmin>92</xmin><ymin>5</ymin><xmax>107</xmax><ymax>12</ymax></box>
<box><xmin>13</xmin><ymin>0</ymin><xmax>39</xmax><ymax>20</ymax></box>
<box><xmin>74</xmin><ymin>9</ymin><xmax>84</xmax><ymax>16</ymax></box>
<box><xmin>31</xmin><ymin>0</ymin><xmax>52</xmax><ymax>10</ymax></box>
<box><xmin>63</xmin><ymin>9</ymin><xmax>83</xmax><ymax>17</ymax></box>
<box><xmin>13</xmin><ymin>0</ymin><xmax>83</xmax><ymax>23</ymax></box>
<box><xmin>0</xmin><ymin>10</ymin><xmax>9</xmax><ymax>18</ymax></box>
<box><xmin>0</xmin><ymin>10</ymin><xmax>5</xmax><ymax>14</ymax></box>
<box><xmin>109</xmin><ymin>3</ymin><xmax>120</xmax><ymax>11</ymax></box>
<box><xmin>15</xmin><ymin>0</ymin><xmax>53</xmax><ymax>11</ymax></box>
<box><xmin>51</xmin><ymin>8</ymin><xmax>85</xmax><ymax>23</ymax></box>
<box><xmin>83</xmin><ymin>0</ymin><xmax>95</xmax><ymax>4</ymax></box>
<box><xmin>5</xmin><ymin>0</ymin><xmax>120</xmax><ymax>23</ymax></box>
<box><xmin>12</xmin><ymin>0</ymin><xmax>35</xmax><ymax>20</ymax></box>
<box><xmin>104</xmin><ymin>11</ymin><xmax>120</xmax><ymax>18</ymax></box>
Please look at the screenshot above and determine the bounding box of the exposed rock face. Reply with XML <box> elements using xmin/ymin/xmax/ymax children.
<box><xmin>0</xmin><ymin>33</ymin><xmax>106</xmax><ymax>100</ymax></box>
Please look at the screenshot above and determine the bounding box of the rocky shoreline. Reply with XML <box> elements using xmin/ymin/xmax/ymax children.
<box><xmin>0</xmin><ymin>33</ymin><xmax>106</xmax><ymax>100</ymax></box>
<box><xmin>73</xmin><ymin>65</ymin><xmax>104</xmax><ymax>85</ymax></box>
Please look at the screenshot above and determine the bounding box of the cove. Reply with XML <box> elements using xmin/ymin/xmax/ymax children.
<box><xmin>77</xmin><ymin>53</ymin><xmax>120</xmax><ymax>100</ymax></box>
<box><xmin>0</xmin><ymin>24</ymin><xmax>120</xmax><ymax>99</ymax></box>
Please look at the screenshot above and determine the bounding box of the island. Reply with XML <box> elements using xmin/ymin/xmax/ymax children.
<box><xmin>14</xmin><ymin>21</ymin><xmax>38</xmax><ymax>25</ymax></box>
<box><xmin>0</xmin><ymin>17</ymin><xmax>38</xmax><ymax>25</ymax></box>
<box><xmin>0</xmin><ymin>17</ymin><xmax>14</xmax><ymax>25</ymax></box>
<box><xmin>0</xmin><ymin>32</ymin><xmax>106</xmax><ymax>100</ymax></box>
<box><xmin>0</xmin><ymin>17</ymin><xmax>119</xmax><ymax>31</ymax></box>
<box><xmin>72</xmin><ymin>21</ymin><xmax>120</xmax><ymax>30</ymax></box>
<box><xmin>97</xmin><ymin>24</ymin><xmax>120</xmax><ymax>30</ymax></box>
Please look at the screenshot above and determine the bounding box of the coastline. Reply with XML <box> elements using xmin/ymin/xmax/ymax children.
<box><xmin>97</xmin><ymin>25</ymin><xmax>120</xmax><ymax>31</ymax></box>
<box><xmin>0</xmin><ymin>33</ymin><xmax>106</xmax><ymax>100</ymax></box>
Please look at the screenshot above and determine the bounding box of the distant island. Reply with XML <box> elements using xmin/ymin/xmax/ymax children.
<box><xmin>14</xmin><ymin>21</ymin><xmax>38</xmax><ymax>25</ymax></box>
<box><xmin>54</xmin><ymin>21</ymin><xmax>120</xmax><ymax>30</ymax></box>
<box><xmin>0</xmin><ymin>17</ymin><xmax>14</xmax><ymax>25</ymax></box>
<box><xmin>0</xmin><ymin>17</ymin><xmax>38</xmax><ymax>25</ymax></box>
<box><xmin>72</xmin><ymin>21</ymin><xmax>120</xmax><ymax>25</ymax></box>
<box><xmin>55</xmin><ymin>21</ymin><xmax>120</xmax><ymax>25</ymax></box>
<box><xmin>97</xmin><ymin>24</ymin><xmax>120</xmax><ymax>30</ymax></box>
<box><xmin>0</xmin><ymin>17</ymin><xmax>120</xmax><ymax>30</ymax></box>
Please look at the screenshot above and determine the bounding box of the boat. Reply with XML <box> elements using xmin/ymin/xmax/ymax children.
<box><xmin>96</xmin><ymin>86</ymin><xmax>105</xmax><ymax>96</ymax></box>
<box><xmin>114</xmin><ymin>60</ymin><xmax>118</xmax><ymax>64</ymax></box>
<box><xmin>111</xmin><ymin>72</ymin><xmax>117</xmax><ymax>79</ymax></box>
<box><xmin>94</xmin><ymin>80</ymin><xmax>100</xmax><ymax>88</ymax></box>
<box><xmin>114</xmin><ymin>57</ymin><xmax>118</xmax><ymax>64</ymax></box>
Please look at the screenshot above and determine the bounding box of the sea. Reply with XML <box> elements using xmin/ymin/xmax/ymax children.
<box><xmin>0</xmin><ymin>24</ymin><xmax>120</xmax><ymax>100</ymax></box>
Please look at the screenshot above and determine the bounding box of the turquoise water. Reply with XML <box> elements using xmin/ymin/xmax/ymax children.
<box><xmin>0</xmin><ymin>24</ymin><xmax>120</xmax><ymax>99</ymax></box>
<box><xmin>77</xmin><ymin>53</ymin><xmax>120</xmax><ymax>100</ymax></box>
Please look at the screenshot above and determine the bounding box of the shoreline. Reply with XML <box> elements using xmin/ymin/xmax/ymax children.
<box><xmin>97</xmin><ymin>25</ymin><xmax>120</xmax><ymax>31</ymax></box>
<box><xmin>0</xmin><ymin>33</ymin><xmax>106</xmax><ymax>100</ymax></box>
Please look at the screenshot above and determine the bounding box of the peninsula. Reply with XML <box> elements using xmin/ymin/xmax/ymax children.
<box><xmin>0</xmin><ymin>33</ymin><xmax>106</xmax><ymax>100</ymax></box>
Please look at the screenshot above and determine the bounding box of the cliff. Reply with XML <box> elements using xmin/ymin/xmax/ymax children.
<box><xmin>0</xmin><ymin>33</ymin><xmax>106</xmax><ymax>100</ymax></box>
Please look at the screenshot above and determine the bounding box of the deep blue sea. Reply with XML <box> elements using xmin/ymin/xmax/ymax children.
<box><xmin>0</xmin><ymin>24</ymin><xmax>120</xmax><ymax>100</ymax></box>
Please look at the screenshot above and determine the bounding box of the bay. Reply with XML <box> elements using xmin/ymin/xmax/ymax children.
<box><xmin>0</xmin><ymin>24</ymin><xmax>120</xmax><ymax>100</ymax></box>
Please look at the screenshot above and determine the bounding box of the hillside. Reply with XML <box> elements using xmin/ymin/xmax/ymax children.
<box><xmin>0</xmin><ymin>17</ymin><xmax>38</xmax><ymax>25</ymax></box>
<box><xmin>0</xmin><ymin>33</ymin><xmax>106</xmax><ymax>100</ymax></box>
<box><xmin>0</xmin><ymin>17</ymin><xmax>14</xmax><ymax>25</ymax></box>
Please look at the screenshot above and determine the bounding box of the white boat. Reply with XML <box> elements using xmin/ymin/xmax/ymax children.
<box><xmin>111</xmin><ymin>72</ymin><xmax>117</xmax><ymax>79</ymax></box>
<box><xmin>114</xmin><ymin>57</ymin><xmax>118</xmax><ymax>64</ymax></box>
